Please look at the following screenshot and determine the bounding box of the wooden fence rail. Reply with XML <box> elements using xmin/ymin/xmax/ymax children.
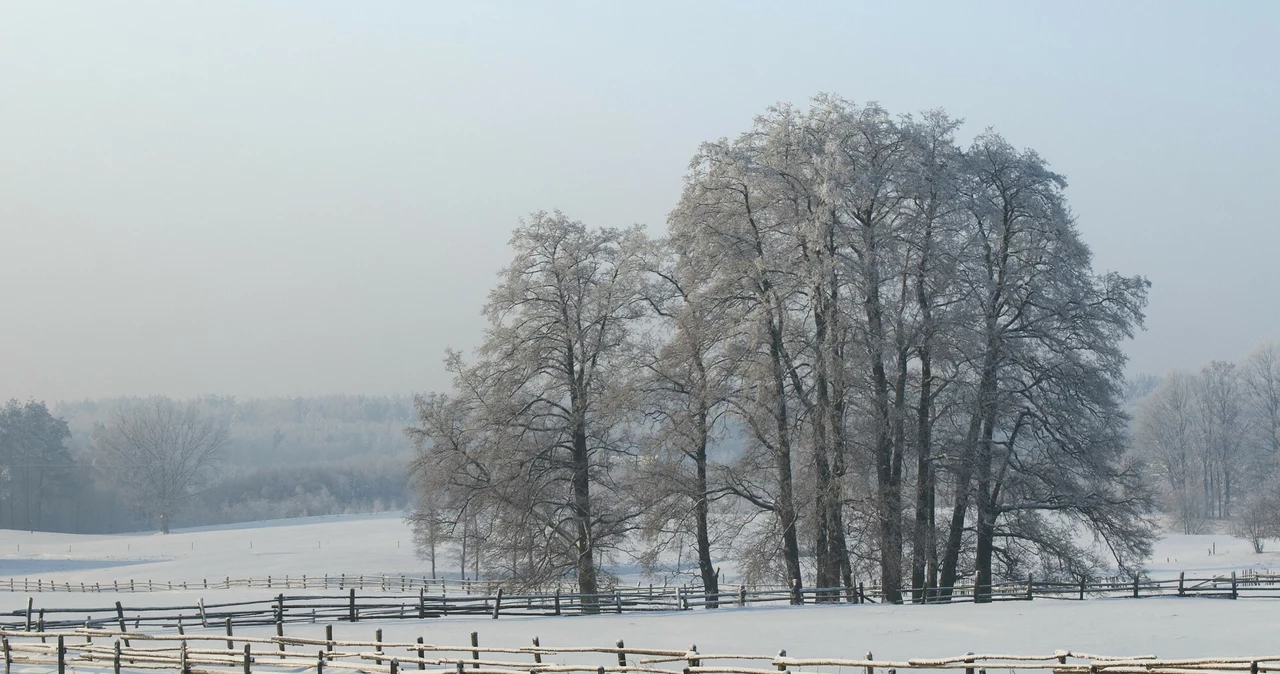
<box><xmin>2</xmin><ymin>570</ymin><xmax>1279</xmax><ymax>632</ymax></box>
<box><xmin>5</xmin><ymin>569</ymin><xmax>1279</xmax><ymax>604</ymax></box>
<box><xmin>0</xmin><ymin>627</ymin><xmax>1276</xmax><ymax>674</ymax></box>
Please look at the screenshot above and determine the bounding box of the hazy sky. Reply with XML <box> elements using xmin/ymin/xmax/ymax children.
<box><xmin>2</xmin><ymin>1</ymin><xmax>1278</xmax><ymax>401</ymax></box>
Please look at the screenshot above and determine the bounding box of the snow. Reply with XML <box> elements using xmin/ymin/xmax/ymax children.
<box><xmin>0</xmin><ymin>512</ymin><xmax>421</xmax><ymax>585</ymax></box>
<box><xmin>0</xmin><ymin>514</ymin><xmax>1277</xmax><ymax>659</ymax></box>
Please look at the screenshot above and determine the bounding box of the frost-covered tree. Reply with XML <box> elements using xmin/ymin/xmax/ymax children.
<box><xmin>1243</xmin><ymin>343</ymin><xmax>1280</xmax><ymax>459</ymax></box>
<box><xmin>407</xmin><ymin>212</ymin><xmax>647</xmax><ymax>607</ymax></box>
<box><xmin>670</xmin><ymin>129</ymin><xmax>809</xmax><ymax>599</ymax></box>
<box><xmin>1194</xmin><ymin>361</ymin><xmax>1247</xmax><ymax>519</ymax></box>
<box><xmin>92</xmin><ymin>397</ymin><xmax>229</xmax><ymax>533</ymax></box>
<box><xmin>411</xmin><ymin>95</ymin><xmax>1156</xmax><ymax>604</ymax></box>
<box><xmin>632</xmin><ymin>234</ymin><xmax>739</xmax><ymax>605</ymax></box>
<box><xmin>1135</xmin><ymin>372</ymin><xmax>1205</xmax><ymax>532</ymax></box>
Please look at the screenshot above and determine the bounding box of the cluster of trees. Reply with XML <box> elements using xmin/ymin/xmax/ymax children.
<box><xmin>0</xmin><ymin>395</ymin><xmax>414</xmax><ymax>534</ymax></box>
<box><xmin>188</xmin><ymin>457</ymin><xmax>410</xmax><ymax>527</ymax></box>
<box><xmin>0</xmin><ymin>399</ymin><xmax>87</xmax><ymax>532</ymax></box>
<box><xmin>1132</xmin><ymin>343</ymin><xmax>1280</xmax><ymax>546</ymax></box>
<box><xmin>407</xmin><ymin>96</ymin><xmax>1155</xmax><ymax>606</ymax></box>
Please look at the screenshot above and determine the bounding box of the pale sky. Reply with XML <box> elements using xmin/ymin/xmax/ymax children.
<box><xmin>2</xmin><ymin>1</ymin><xmax>1278</xmax><ymax>402</ymax></box>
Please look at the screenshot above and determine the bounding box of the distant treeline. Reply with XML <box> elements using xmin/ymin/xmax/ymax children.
<box><xmin>0</xmin><ymin>395</ymin><xmax>415</xmax><ymax>534</ymax></box>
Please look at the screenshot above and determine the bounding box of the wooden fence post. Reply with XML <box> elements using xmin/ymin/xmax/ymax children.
<box><xmin>973</xmin><ymin>571</ymin><xmax>981</xmax><ymax>603</ymax></box>
<box><xmin>350</xmin><ymin>589</ymin><xmax>357</xmax><ymax>622</ymax></box>
<box><xmin>615</xmin><ymin>589</ymin><xmax>623</xmax><ymax>614</ymax></box>
<box><xmin>392</xmin><ymin>659</ymin><xmax>400</xmax><ymax>674</ymax></box>
<box><xmin>1178</xmin><ymin>572</ymin><xmax>1185</xmax><ymax>597</ymax></box>
<box><xmin>1079</xmin><ymin>576</ymin><xmax>1086</xmax><ymax>600</ymax></box>
<box><xmin>493</xmin><ymin>588</ymin><xmax>503</xmax><ymax>619</ymax></box>
<box><xmin>1231</xmin><ymin>571</ymin><xmax>1238</xmax><ymax>600</ymax></box>
<box><xmin>277</xmin><ymin>620</ymin><xmax>286</xmax><ymax>658</ymax></box>
<box><xmin>470</xmin><ymin>632</ymin><xmax>480</xmax><ymax>669</ymax></box>
<box><xmin>326</xmin><ymin>625</ymin><xmax>333</xmax><ymax>654</ymax></box>
<box><xmin>1026</xmin><ymin>574</ymin><xmax>1033</xmax><ymax>600</ymax></box>
<box><xmin>113</xmin><ymin>640</ymin><xmax>121</xmax><ymax>674</ymax></box>
<box><xmin>417</xmin><ymin>636</ymin><xmax>426</xmax><ymax>670</ymax></box>
<box><xmin>964</xmin><ymin>652</ymin><xmax>975</xmax><ymax>674</ymax></box>
<box><xmin>865</xmin><ymin>651</ymin><xmax>873</xmax><ymax>674</ymax></box>
<box><xmin>2</xmin><ymin>636</ymin><xmax>9</xmax><ymax>674</ymax></box>
<box><xmin>739</xmin><ymin>585</ymin><xmax>747</xmax><ymax>607</ymax></box>
<box><xmin>317</xmin><ymin>650</ymin><xmax>325</xmax><ymax>674</ymax></box>
<box><xmin>1132</xmin><ymin>573</ymin><xmax>1140</xmax><ymax>599</ymax></box>
<box><xmin>199</xmin><ymin>599</ymin><xmax>208</xmax><ymax>627</ymax></box>
<box><xmin>116</xmin><ymin>601</ymin><xmax>130</xmax><ymax>647</ymax></box>
<box><xmin>419</xmin><ymin>589</ymin><xmax>426</xmax><ymax>619</ymax></box>
<box><xmin>226</xmin><ymin>617</ymin><xmax>234</xmax><ymax>650</ymax></box>
<box><xmin>617</xmin><ymin>639</ymin><xmax>627</xmax><ymax>668</ymax></box>
<box><xmin>243</xmin><ymin>644</ymin><xmax>251</xmax><ymax>674</ymax></box>
<box><xmin>375</xmin><ymin>628</ymin><xmax>383</xmax><ymax>665</ymax></box>
<box><xmin>554</xmin><ymin>589</ymin><xmax>561</xmax><ymax>616</ymax></box>
<box><xmin>775</xmin><ymin>650</ymin><xmax>786</xmax><ymax>672</ymax></box>
<box><xmin>532</xmin><ymin>637</ymin><xmax>542</xmax><ymax>664</ymax></box>
<box><xmin>56</xmin><ymin>635</ymin><xmax>65</xmax><ymax>674</ymax></box>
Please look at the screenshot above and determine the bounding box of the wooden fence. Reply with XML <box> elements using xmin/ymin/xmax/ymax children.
<box><xmin>4</xmin><ymin>569</ymin><xmax>1280</xmax><ymax>633</ymax></box>
<box><xmin>0</xmin><ymin>626</ymin><xmax>1277</xmax><ymax>674</ymax></box>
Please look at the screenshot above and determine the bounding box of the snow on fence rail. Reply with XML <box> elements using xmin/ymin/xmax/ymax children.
<box><xmin>3</xmin><ymin>570</ymin><xmax>1280</xmax><ymax>633</ymax></box>
<box><xmin>5</xmin><ymin>569</ymin><xmax>1280</xmax><ymax>607</ymax></box>
<box><xmin>0</xmin><ymin>626</ymin><xmax>1277</xmax><ymax>674</ymax></box>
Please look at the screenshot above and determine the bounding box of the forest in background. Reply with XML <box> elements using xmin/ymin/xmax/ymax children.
<box><xmin>0</xmin><ymin>395</ymin><xmax>414</xmax><ymax>534</ymax></box>
<box><xmin>1129</xmin><ymin>343</ymin><xmax>1280</xmax><ymax>544</ymax></box>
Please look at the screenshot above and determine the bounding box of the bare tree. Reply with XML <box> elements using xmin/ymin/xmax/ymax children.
<box><xmin>1243</xmin><ymin>343</ymin><xmax>1280</xmax><ymax>458</ymax></box>
<box><xmin>633</xmin><ymin>234</ymin><xmax>740</xmax><ymax>605</ymax></box>
<box><xmin>92</xmin><ymin>397</ymin><xmax>229</xmax><ymax>533</ymax></box>
<box><xmin>670</xmin><ymin>131</ymin><xmax>808</xmax><ymax>599</ymax></box>
<box><xmin>1194</xmin><ymin>361</ymin><xmax>1247</xmax><ymax>519</ymax></box>
<box><xmin>1232</xmin><ymin>483</ymin><xmax>1280</xmax><ymax>553</ymax></box>
<box><xmin>1135</xmin><ymin>371</ymin><xmax>1205</xmax><ymax>533</ymax></box>
<box><xmin>407</xmin><ymin>213</ymin><xmax>647</xmax><ymax>607</ymax></box>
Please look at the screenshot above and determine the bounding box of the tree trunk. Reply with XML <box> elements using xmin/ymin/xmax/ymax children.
<box><xmin>693</xmin><ymin>410</ymin><xmax>719</xmax><ymax>607</ymax></box>
<box><xmin>972</xmin><ymin>416</ymin><xmax>997</xmax><ymax>603</ymax></box>
<box><xmin>910</xmin><ymin>348</ymin><xmax>934</xmax><ymax>603</ymax></box>
<box><xmin>763</xmin><ymin>313</ymin><xmax>804</xmax><ymax>603</ymax></box>
<box><xmin>938</xmin><ymin>404</ymin><xmax>985</xmax><ymax>599</ymax></box>
<box><xmin>571</xmin><ymin>420</ymin><xmax>599</xmax><ymax>612</ymax></box>
<box><xmin>814</xmin><ymin>236</ymin><xmax>855</xmax><ymax>601</ymax></box>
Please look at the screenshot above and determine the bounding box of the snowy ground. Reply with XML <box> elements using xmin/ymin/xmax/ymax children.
<box><xmin>0</xmin><ymin>514</ymin><xmax>1277</xmax><ymax>657</ymax></box>
<box><xmin>2</xmin><ymin>513</ymin><xmax>1275</xmax><ymax>586</ymax></box>
<box><xmin>0</xmin><ymin>512</ymin><xmax>421</xmax><ymax>584</ymax></box>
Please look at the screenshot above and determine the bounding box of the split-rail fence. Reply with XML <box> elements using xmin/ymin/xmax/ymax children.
<box><xmin>0</xmin><ymin>626</ymin><xmax>1276</xmax><ymax>674</ymax></box>
<box><xmin>2</xmin><ymin>570</ymin><xmax>1280</xmax><ymax>632</ymax></box>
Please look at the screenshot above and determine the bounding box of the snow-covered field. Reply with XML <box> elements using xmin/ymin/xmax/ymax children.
<box><xmin>0</xmin><ymin>514</ymin><xmax>1277</xmax><ymax>658</ymax></box>
<box><xmin>0</xmin><ymin>512</ymin><xmax>421</xmax><ymax>584</ymax></box>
